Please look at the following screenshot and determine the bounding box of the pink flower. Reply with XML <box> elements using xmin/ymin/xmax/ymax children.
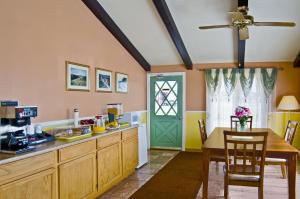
<box><xmin>235</xmin><ymin>106</ymin><xmax>251</xmax><ymax>119</ymax></box>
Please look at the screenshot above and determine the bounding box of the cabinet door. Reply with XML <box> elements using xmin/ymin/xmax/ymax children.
<box><xmin>59</xmin><ymin>153</ymin><xmax>96</xmax><ymax>199</ymax></box>
<box><xmin>97</xmin><ymin>142</ymin><xmax>122</xmax><ymax>193</ymax></box>
<box><xmin>122</xmin><ymin>136</ymin><xmax>138</xmax><ymax>177</ymax></box>
<box><xmin>0</xmin><ymin>168</ymin><xmax>57</xmax><ymax>199</ymax></box>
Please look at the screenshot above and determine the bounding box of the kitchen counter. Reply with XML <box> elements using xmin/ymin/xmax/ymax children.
<box><xmin>0</xmin><ymin>125</ymin><xmax>138</xmax><ymax>165</ymax></box>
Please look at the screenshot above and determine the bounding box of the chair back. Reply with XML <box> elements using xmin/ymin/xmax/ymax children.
<box><xmin>223</xmin><ymin>130</ymin><xmax>268</xmax><ymax>177</ymax></box>
<box><xmin>284</xmin><ymin>120</ymin><xmax>299</xmax><ymax>145</ymax></box>
<box><xmin>198</xmin><ymin>119</ymin><xmax>207</xmax><ymax>144</ymax></box>
<box><xmin>230</xmin><ymin>116</ymin><xmax>253</xmax><ymax>129</ymax></box>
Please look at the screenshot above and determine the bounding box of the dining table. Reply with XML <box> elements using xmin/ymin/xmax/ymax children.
<box><xmin>202</xmin><ymin>127</ymin><xmax>299</xmax><ymax>199</ymax></box>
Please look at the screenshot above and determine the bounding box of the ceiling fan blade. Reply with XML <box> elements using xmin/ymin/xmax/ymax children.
<box><xmin>229</xmin><ymin>11</ymin><xmax>245</xmax><ymax>22</ymax></box>
<box><xmin>253</xmin><ymin>22</ymin><xmax>296</xmax><ymax>27</ymax></box>
<box><xmin>239</xmin><ymin>27</ymin><xmax>249</xmax><ymax>40</ymax></box>
<box><xmin>199</xmin><ymin>25</ymin><xmax>232</xmax><ymax>29</ymax></box>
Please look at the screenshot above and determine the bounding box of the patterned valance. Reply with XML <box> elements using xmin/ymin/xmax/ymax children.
<box><xmin>205</xmin><ymin>68</ymin><xmax>278</xmax><ymax>100</ymax></box>
<box><xmin>205</xmin><ymin>69</ymin><xmax>220</xmax><ymax>95</ymax></box>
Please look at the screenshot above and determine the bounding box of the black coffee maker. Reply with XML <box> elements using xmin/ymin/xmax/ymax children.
<box><xmin>1</xmin><ymin>130</ymin><xmax>29</xmax><ymax>150</ymax></box>
<box><xmin>0</xmin><ymin>103</ymin><xmax>38</xmax><ymax>154</ymax></box>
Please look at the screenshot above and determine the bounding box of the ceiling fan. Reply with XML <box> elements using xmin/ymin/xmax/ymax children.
<box><xmin>198</xmin><ymin>6</ymin><xmax>296</xmax><ymax>40</ymax></box>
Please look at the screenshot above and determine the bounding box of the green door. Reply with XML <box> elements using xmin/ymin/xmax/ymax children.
<box><xmin>150</xmin><ymin>75</ymin><xmax>183</xmax><ymax>149</ymax></box>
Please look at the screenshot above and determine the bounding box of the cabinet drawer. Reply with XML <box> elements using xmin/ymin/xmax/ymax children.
<box><xmin>122</xmin><ymin>128</ymin><xmax>138</xmax><ymax>140</ymax></box>
<box><xmin>0</xmin><ymin>168</ymin><xmax>57</xmax><ymax>199</ymax></box>
<box><xmin>59</xmin><ymin>140</ymin><xmax>96</xmax><ymax>162</ymax></box>
<box><xmin>0</xmin><ymin>152</ymin><xmax>56</xmax><ymax>185</ymax></box>
<box><xmin>97</xmin><ymin>132</ymin><xmax>121</xmax><ymax>149</ymax></box>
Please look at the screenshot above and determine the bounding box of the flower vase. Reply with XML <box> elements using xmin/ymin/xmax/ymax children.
<box><xmin>237</xmin><ymin>122</ymin><xmax>247</xmax><ymax>132</ymax></box>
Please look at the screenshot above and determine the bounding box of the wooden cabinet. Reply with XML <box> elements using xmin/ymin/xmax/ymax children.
<box><xmin>0</xmin><ymin>127</ymin><xmax>139</xmax><ymax>199</ymax></box>
<box><xmin>122</xmin><ymin>128</ymin><xmax>138</xmax><ymax>178</ymax></box>
<box><xmin>59</xmin><ymin>153</ymin><xmax>97</xmax><ymax>199</ymax></box>
<box><xmin>97</xmin><ymin>142</ymin><xmax>122</xmax><ymax>194</ymax></box>
<box><xmin>0</xmin><ymin>168</ymin><xmax>57</xmax><ymax>199</ymax></box>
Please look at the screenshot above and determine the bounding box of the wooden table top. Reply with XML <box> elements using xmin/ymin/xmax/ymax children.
<box><xmin>203</xmin><ymin>127</ymin><xmax>299</xmax><ymax>155</ymax></box>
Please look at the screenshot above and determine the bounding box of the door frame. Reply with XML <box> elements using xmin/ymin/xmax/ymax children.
<box><xmin>147</xmin><ymin>72</ymin><xmax>186</xmax><ymax>151</ymax></box>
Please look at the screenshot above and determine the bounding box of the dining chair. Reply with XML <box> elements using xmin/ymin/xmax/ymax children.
<box><xmin>265</xmin><ymin>120</ymin><xmax>299</xmax><ymax>179</ymax></box>
<box><xmin>230</xmin><ymin>115</ymin><xmax>253</xmax><ymax>129</ymax></box>
<box><xmin>198</xmin><ymin>119</ymin><xmax>207</xmax><ymax>145</ymax></box>
<box><xmin>223</xmin><ymin>130</ymin><xmax>268</xmax><ymax>199</ymax></box>
<box><xmin>198</xmin><ymin>119</ymin><xmax>226</xmax><ymax>165</ymax></box>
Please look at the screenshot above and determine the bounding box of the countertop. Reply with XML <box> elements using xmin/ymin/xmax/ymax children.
<box><xmin>0</xmin><ymin>125</ymin><xmax>138</xmax><ymax>165</ymax></box>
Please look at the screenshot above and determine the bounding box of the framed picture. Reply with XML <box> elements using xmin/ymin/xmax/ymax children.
<box><xmin>66</xmin><ymin>61</ymin><xmax>90</xmax><ymax>91</ymax></box>
<box><xmin>96</xmin><ymin>68</ymin><xmax>113</xmax><ymax>92</ymax></box>
<box><xmin>116</xmin><ymin>72</ymin><xmax>128</xmax><ymax>93</ymax></box>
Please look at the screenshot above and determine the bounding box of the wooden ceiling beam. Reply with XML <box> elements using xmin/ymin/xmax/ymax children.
<box><xmin>153</xmin><ymin>0</ymin><xmax>193</xmax><ymax>70</ymax></box>
<box><xmin>238</xmin><ymin>32</ymin><xmax>246</xmax><ymax>68</ymax></box>
<box><xmin>294</xmin><ymin>52</ymin><xmax>300</xmax><ymax>67</ymax></box>
<box><xmin>82</xmin><ymin>0</ymin><xmax>151</xmax><ymax>71</ymax></box>
<box><xmin>237</xmin><ymin>0</ymin><xmax>248</xmax><ymax>68</ymax></box>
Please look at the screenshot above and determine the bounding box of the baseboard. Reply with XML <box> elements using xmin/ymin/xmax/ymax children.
<box><xmin>150</xmin><ymin>147</ymin><xmax>181</xmax><ymax>151</ymax></box>
<box><xmin>185</xmin><ymin>148</ymin><xmax>203</xmax><ymax>152</ymax></box>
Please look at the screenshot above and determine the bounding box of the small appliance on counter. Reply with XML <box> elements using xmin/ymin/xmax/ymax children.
<box><xmin>106</xmin><ymin>103</ymin><xmax>124</xmax><ymax>129</ymax></box>
<box><xmin>0</xmin><ymin>102</ymin><xmax>55</xmax><ymax>154</ymax></box>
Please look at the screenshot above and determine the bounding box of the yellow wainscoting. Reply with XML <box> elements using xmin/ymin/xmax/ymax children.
<box><xmin>268</xmin><ymin>112</ymin><xmax>300</xmax><ymax>151</ymax></box>
<box><xmin>139</xmin><ymin>111</ymin><xmax>147</xmax><ymax>124</ymax></box>
<box><xmin>185</xmin><ymin>111</ymin><xmax>206</xmax><ymax>150</ymax></box>
<box><xmin>146</xmin><ymin>111</ymin><xmax>300</xmax><ymax>151</ymax></box>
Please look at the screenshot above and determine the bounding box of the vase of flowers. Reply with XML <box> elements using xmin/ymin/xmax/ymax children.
<box><xmin>235</xmin><ymin>106</ymin><xmax>251</xmax><ymax>131</ymax></box>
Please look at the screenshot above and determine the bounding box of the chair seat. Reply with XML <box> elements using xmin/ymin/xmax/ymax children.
<box><xmin>265</xmin><ymin>158</ymin><xmax>286</xmax><ymax>163</ymax></box>
<box><xmin>224</xmin><ymin>164</ymin><xmax>261</xmax><ymax>183</ymax></box>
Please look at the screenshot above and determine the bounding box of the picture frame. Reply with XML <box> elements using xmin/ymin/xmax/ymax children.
<box><xmin>66</xmin><ymin>61</ymin><xmax>90</xmax><ymax>91</ymax></box>
<box><xmin>95</xmin><ymin>68</ymin><xmax>113</xmax><ymax>92</ymax></box>
<box><xmin>116</xmin><ymin>72</ymin><xmax>128</xmax><ymax>93</ymax></box>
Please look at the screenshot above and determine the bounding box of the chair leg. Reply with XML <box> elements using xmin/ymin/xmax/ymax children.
<box><xmin>280</xmin><ymin>163</ymin><xmax>287</xmax><ymax>179</ymax></box>
<box><xmin>224</xmin><ymin>177</ymin><xmax>228</xmax><ymax>199</ymax></box>
<box><xmin>215</xmin><ymin>161</ymin><xmax>219</xmax><ymax>172</ymax></box>
<box><xmin>258</xmin><ymin>186</ymin><xmax>264</xmax><ymax>199</ymax></box>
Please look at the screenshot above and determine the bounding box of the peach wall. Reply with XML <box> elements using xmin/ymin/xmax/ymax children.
<box><xmin>0</xmin><ymin>0</ymin><xmax>146</xmax><ymax>122</ymax></box>
<box><xmin>151</xmin><ymin>62</ymin><xmax>300</xmax><ymax>111</ymax></box>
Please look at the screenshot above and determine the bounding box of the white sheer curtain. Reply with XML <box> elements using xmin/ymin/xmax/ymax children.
<box><xmin>206</xmin><ymin>69</ymin><xmax>274</xmax><ymax>134</ymax></box>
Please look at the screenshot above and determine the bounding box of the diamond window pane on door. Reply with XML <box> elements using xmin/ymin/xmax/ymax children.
<box><xmin>168</xmin><ymin>109</ymin><xmax>176</xmax><ymax>116</ymax></box>
<box><xmin>154</xmin><ymin>80</ymin><xmax>178</xmax><ymax>116</ymax></box>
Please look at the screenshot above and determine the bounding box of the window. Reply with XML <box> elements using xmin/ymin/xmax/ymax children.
<box><xmin>155</xmin><ymin>81</ymin><xmax>178</xmax><ymax>116</ymax></box>
<box><xmin>206</xmin><ymin>69</ymin><xmax>275</xmax><ymax>134</ymax></box>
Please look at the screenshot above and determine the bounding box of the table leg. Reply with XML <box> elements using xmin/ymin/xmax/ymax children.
<box><xmin>202</xmin><ymin>149</ymin><xmax>210</xmax><ymax>199</ymax></box>
<box><xmin>287</xmin><ymin>154</ymin><xmax>297</xmax><ymax>199</ymax></box>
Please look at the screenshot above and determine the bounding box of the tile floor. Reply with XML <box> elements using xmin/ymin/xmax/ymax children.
<box><xmin>98</xmin><ymin>150</ymin><xmax>179</xmax><ymax>199</ymax></box>
<box><xmin>98</xmin><ymin>150</ymin><xmax>300</xmax><ymax>199</ymax></box>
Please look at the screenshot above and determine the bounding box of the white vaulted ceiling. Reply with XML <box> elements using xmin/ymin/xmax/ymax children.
<box><xmin>98</xmin><ymin>0</ymin><xmax>300</xmax><ymax>66</ymax></box>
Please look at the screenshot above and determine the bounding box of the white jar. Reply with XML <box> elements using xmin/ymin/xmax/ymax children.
<box><xmin>74</xmin><ymin>109</ymin><xmax>79</xmax><ymax>127</ymax></box>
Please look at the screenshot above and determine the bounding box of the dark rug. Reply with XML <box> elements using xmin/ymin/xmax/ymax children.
<box><xmin>130</xmin><ymin>152</ymin><xmax>203</xmax><ymax>199</ymax></box>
